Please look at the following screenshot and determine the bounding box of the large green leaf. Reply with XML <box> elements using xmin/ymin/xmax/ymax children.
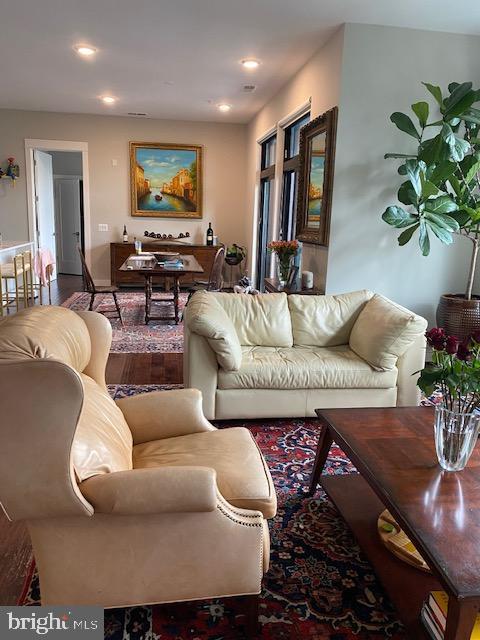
<box><xmin>418</xmin><ymin>134</ymin><xmax>448</xmax><ymax>164</ymax></box>
<box><xmin>397</xmin><ymin>181</ymin><xmax>418</xmax><ymax>205</ymax></box>
<box><xmin>420</xmin><ymin>174</ymin><xmax>440</xmax><ymax>198</ymax></box>
<box><xmin>441</xmin><ymin>124</ymin><xmax>471</xmax><ymax>162</ymax></box>
<box><xmin>444</xmin><ymin>82</ymin><xmax>476</xmax><ymax>118</ymax></box>
<box><xmin>397</xmin><ymin>223</ymin><xmax>420</xmax><ymax>245</ymax></box>
<box><xmin>424</xmin><ymin>195</ymin><xmax>458</xmax><ymax>214</ymax></box>
<box><xmin>390</xmin><ymin>112</ymin><xmax>420</xmax><ymax>140</ymax></box>
<box><xmin>422</xmin><ymin>82</ymin><xmax>443</xmax><ymax>108</ymax></box>
<box><xmin>448</xmin><ymin>174</ymin><xmax>463</xmax><ymax>199</ymax></box>
<box><xmin>412</xmin><ymin>101</ymin><xmax>429</xmax><ymax>128</ymax></box>
<box><xmin>429</xmin><ymin>161</ymin><xmax>456</xmax><ymax>184</ymax></box>
<box><xmin>465</xmin><ymin>160</ymin><xmax>480</xmax><ymax>185</ymax></box>
<box><xmin>424</xmin><ymin>211</ymin><xmax>459</xmax><ymax>231</ymax></box>
<box><xmin>419</xmin><ymin>220</ymin><xmax>431</xmax><ymax>255</ymax></box>
<box><xmin>450</xmin><ymin>209</ymin><xmax>472</xmax><ymax>227</ymax></box>
<box><xmin>382</xmin><ymin>206</ymin><xmax>418</xmax><ymax>228</ymax></box>
<box><xmin>405</xmin><ymin>159</ymin><xmax>426</xmax><ymax>197</ymax></box>
<box><xmin>427</xmin><ymin>220</ymin><xmax>454</xmax><ymax>244</ymax></box>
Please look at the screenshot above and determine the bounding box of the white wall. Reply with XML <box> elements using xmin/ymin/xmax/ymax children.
<box><xmin>245</xmin><ymin>27</ymin><xmax>345</xmax><ymax>289</ymax></box>
<box><xmin>328</xmin><ymin>24</ymin><xmax>480</xmax><ymax>323</ymax></box>
<box><xmin>0</xmin><ymin>110</ymin><xmax>246</xmax><ymax>282</ymax></box>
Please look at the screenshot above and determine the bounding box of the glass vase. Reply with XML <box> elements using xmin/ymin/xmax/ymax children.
<box><xmin>434</xmin><ymin>404</ymin><xmax>480</xmax><ymax>471</ymax></box>
<box><xmin>276</xmin><ymin>255</ymin><xmax>292</xmax><ymax>286</ymax></box>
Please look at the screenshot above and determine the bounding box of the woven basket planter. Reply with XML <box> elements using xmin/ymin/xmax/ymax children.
<box><xmin>436</xmin><ymin>294</ymin><xmax>480</xmax><ymax>341</ymax></box>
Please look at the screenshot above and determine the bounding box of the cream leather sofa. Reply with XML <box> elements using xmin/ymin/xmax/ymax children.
<box><xmin>184</xmin><ymin>290</ymin><xmax>427</xmax><ymax>420</ymax></box>
<box><xmin>0</xmin><ymin>306</ymin><xmax>276</xmax><ymax>614</ymax></box>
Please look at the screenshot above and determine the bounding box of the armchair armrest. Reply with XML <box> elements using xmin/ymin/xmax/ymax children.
<box><xmin>115</xmin><ymin>388</ymin><xmax>215</xmax><ymax>444</ymax></box>
<box><xmin>79</xmin><ymin>466</ymin><xmax>218</xmax><ymax>514</ymax></box>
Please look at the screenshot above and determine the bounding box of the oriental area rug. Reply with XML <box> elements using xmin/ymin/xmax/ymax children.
<box><xmin>62</xmin><ymin>291</ymin><xmax>187</xmax><ymax>353</ymax></box>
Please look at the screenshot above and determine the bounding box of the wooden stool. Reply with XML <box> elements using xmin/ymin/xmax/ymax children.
<box><xmin>0</xmin><ymin>254</ymin><xmax>27</xmax><ymax>313</ymax></box>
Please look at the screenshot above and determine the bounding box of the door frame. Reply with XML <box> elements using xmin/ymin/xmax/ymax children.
<box><xmin>25</xmin><ymin>139</ymin><xmax>91</xmax><ymax>271</ymax></box>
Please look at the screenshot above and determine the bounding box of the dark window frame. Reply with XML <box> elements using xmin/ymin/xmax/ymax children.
<box><xmin>256</xmin><ymin>134</ymin><xmax>276</xmax><ymax>290</ymax></box>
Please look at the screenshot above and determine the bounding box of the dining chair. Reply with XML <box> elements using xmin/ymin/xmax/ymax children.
<box><xmin>186</xmin><ymin>246</ymin><xmax>225</xmax><ymax>303</ymax></box>
<box><xmin>78</xmin><ymin>246</ymin><xmax>123</xmax><ymax>325</ymax></box>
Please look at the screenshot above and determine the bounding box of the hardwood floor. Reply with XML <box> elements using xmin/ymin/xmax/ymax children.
<box><xmin>0</xmin><ymin>274</ymin><xmax>183</xmax><ymax>604</ymax></box>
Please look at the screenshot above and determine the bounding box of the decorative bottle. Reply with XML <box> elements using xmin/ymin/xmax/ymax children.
<box><xmin>206</xmin><ymin>222</ymin><xmax>214</xmax><ymax>246</ymax></box>
<box><xmin>123</xmin><ymin>225</ymin><xmax>128</xmax><ymax>243</ymax></box>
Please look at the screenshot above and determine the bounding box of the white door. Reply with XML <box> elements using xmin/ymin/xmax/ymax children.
<box><xmin>33</xmin><ymin>150</ymin><xmax>57</xmax><ymax>281</ymax></box>
<box><xmin>54</xmin><ymin>178</ymin><xmax>82</xmax><ymax>275</ymax></box>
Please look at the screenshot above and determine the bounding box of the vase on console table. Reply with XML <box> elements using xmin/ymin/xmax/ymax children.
<box><xmin>268</xmin><ymin>240</ymin><xmax>299</xmax><ymax>288</ymax></box>
<box><xmin>419</xmin><ymin>328</ymin><xmax>480</xmax><ymax>472</ymax></box>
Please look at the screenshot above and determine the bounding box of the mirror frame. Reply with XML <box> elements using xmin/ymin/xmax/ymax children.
<box><xmin>296</xmin><ymin>107</ymin><xmax>338</xmax><ymax>246</ymax></box>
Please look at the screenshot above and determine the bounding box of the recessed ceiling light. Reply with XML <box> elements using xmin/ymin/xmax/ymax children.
<box><xmin>74</xmin><ymin>44</ymin><xmax>97</xmax><ymax>57</ymax></box>
<box><xmin>217</xmin><ymin>103</ymin><xmax>232</xmax><ymax>112</ymax></box>
<box><xmin>101</xmin><ymin>95</ymin><xmax>116</xmax><ymax>104</ymax></box>
<box><xmin>241</xmin><ymin>59</ymin><xmax>260</xmax><ymax>69</ymax></box>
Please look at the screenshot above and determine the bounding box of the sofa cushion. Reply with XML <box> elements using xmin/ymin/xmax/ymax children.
<box><xmin>288</xmin><ymin>290</ymin><xmax>373</xmax><ymax>347</ymax></box>
<box><xmin>349</xmin><ymin>294</ymin><xmax>428</xmax><ymax>371</ymax></box>
<box><xmin>185</xmin><ymin>291</ymin><xmax>242</xmax><ymax>371</ymax></box>
<box><xmin>0</xmin><ymin>306</ymin><xmax>91</xmax><ymax>372</ymax></box>
<box><xmin>211</xmin><ymin>292</ymin><xmax>293</xmax><ymax>347</ymax></box>
<box><xmin>217</xmin><ymin>345</ymin><xmax>397</xmax><ymax>390</ymax></box>
<box><xmin>72</xmin><ymin>374</ymin><xmax>133</xmax><ymax>482</ymax></box>
<box><xmin>133</xmin><ymin>427</ymin><xmax>277</xmax><ymax>518</ymax></box>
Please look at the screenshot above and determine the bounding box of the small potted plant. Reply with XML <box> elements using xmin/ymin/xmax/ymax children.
<box><xmin>418</xmin><ymin>328</ymin><xmax>480</xmax><ymax>471</ymax></box>
<box><xmin>225</xmin><ymin>244</ymin><xmax>246</xmax><ymax>266</ymax></box>
<box><xmin>381</xmin><ymin>81</ymin><xmax>480</xmax><ymax>339</ymax></box>
<box><xmin>267</xmin><ymin>240</ymin><xmax>299</xmax><ymax>286</ymax></box>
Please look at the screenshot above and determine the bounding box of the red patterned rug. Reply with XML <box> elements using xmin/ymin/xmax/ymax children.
<box><xmin>18</xmin><ymin>385</ymin><xmax>406</xmax><ymax>639</ymax></box>
<box><xmin>61</xmin><ymin>291</ymin><xmax>187</xmax><ymax>353</ymax></box>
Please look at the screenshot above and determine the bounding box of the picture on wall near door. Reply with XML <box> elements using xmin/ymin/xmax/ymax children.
<box><xmin>130</xmin><ymin>142</ymin><xmax>203</xmax><ymax>219</ymax></box>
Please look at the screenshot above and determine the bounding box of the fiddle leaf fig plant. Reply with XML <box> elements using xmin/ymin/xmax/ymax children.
<box><xmin>382</xmin><ymin>81</ymin><xmax>480</xmax><ymax>299</ymax></box>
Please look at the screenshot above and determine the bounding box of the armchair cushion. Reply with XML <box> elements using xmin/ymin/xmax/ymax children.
<box><xmin>186</xmin><ymin>291</ymin><xmax>242</xmax><ymax>371</ymax></box>
<box><xmin>133</xmin><ymin>427</ymin><xmax>277</xmax><ymax>518</ymax></box>
<box><xmin>349</xmin><ymin>294</ymin><xmax>428</xmax><ymax>371</ymax></box>
<box><xmin>72</xmin><ymin>374</ymin><xmax>133</xmax><ymax>482</ymax></box>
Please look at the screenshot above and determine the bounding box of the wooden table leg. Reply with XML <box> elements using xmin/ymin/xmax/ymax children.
<box><xmin>144</xmin><ymin>275</ymin><xmax>151</xmax><ymax>324</ymax></box>
<box><xmin>174</xmin><ymin>276</ymin><xmax>180</xmax><ymax>324</ymax></box>
<box><xmin>444</xmin><ymin>597</ymin><xmax>478</xmax><ymax>640</ymax></box>
<box><xmin>308</xmin><ymin>425</ymin><xmax>333</xmax><ymax>496</ymax></box>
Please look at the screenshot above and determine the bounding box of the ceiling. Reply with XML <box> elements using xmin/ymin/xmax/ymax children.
<box><xmin>0</xmin><ymin>0</ymin><xmax>479</xmax><ymax>124</ymax></box>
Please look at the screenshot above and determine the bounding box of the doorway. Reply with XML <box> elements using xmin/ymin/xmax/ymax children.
<box><xmin>25</xmin><ymin>139</ymin><xmax>91</xmax><ymax>284</ymax></box>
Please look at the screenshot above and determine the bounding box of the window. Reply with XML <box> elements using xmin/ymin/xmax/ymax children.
<box><xmin>280</xmin><ymin>113</ymin><xmax>310</xmax><ymax>240</ymax></box>
<box><xmin>256</xmin><ymin>134</ymin><xmax>276</xmax><ymax>290</ymax></box>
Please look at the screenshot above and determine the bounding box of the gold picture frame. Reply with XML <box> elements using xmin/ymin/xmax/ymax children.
<box><xmin>130</xmin><ymin>142</ymin><xmax>203</xmax><ymax>218</ymax></box>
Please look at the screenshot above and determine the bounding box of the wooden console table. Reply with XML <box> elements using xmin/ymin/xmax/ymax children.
<box><xmin>264</xmin><ymin>277</ymin><xmax>324</xmax><ymax>295</ymax></box>
<box><xmin>309</xmin><ymin>407</ymin><xmax>480</xmax><ymax>640</ymax></box>
<box><xmin>111</xmin><ymin>242</ymin><xmax>218</xmax><ymax>288</ymax></box>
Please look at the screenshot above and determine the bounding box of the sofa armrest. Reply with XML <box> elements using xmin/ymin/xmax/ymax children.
<box><xmin>184</xmin><ymin>326</ymin><xmax>219</xmax><ymax>420</ymax></box>
<box><xmin>396</xmin><ymin>333</ymin><xmax>426</xmax><ymax>406</ymax></box>
<box><xmin>76</xmin><ymin>311</ymin><xmax>112</xmax><ymax>391</ymax></box>
<box><xmin>79</xmin><ymin>466</ymin><xmax>218</xmax><ymax>514</ymax></box>
<box><xmin>115</xmin><ymin>388</ymin><xmax>215</xmax><ymax>444</ymax></box>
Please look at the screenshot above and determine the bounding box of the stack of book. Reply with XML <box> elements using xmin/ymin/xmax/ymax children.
<box><xmin>422</xmin><ymin>591</ymin><xmax>480</xmax><ymax>639</ymax></box>
<box><xmin>159</xmin><ymin>258</ymin><xmax>183</xmax><ymax>269</ymax></box>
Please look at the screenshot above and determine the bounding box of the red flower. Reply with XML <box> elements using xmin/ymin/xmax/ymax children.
<box><xmin>457</xmin><ymin>341</ymin><xmax>472</xmax><ymax>362</ymax></box>
<box><xmin>425</xmin><ymin>327</ymin><xmax>446</xmax><ymax>351</ymax></box>
<box><xmin>445</xmin><ymin>335</ymin><xmax>459</xmax><ymax>355</ymax></box>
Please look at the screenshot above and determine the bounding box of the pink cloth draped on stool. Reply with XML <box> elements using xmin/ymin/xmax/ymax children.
<box><xmin>34</xmin><ymin>248</ymin><xmax>55</xmax><ymax>286</ymax></box>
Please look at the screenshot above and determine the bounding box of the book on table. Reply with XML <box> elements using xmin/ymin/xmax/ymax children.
<box><xmin>422</xmin><ymin>591</ymin><xmax>480</xmax><ymax>639</ymax></box>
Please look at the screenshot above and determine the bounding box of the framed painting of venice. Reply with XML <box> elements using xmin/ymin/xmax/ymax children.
<box><xmin>130</xmin><ymin>142</ymin><xmax>203</xmax><ymax>218</ymax></box>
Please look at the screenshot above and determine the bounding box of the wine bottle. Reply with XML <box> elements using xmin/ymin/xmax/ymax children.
<box><xmin>206</xmin><ymin>222</ymin><xmax>213</xmax><ymax>246</ymax></box>
<box><xmin>123</xmin><ymin>225</ymin><xmax>128</xmax><ymax>243</ymax></box>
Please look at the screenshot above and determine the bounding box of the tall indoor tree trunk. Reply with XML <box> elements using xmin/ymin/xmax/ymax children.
<box><xmin>466</xmin><ymin>238</ymin><xmax>479</xmax><ymax>301</ymax></box>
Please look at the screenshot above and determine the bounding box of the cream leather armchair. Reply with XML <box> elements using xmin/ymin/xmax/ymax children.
<box><xmin>0</xmin><ymin>307</ymin><xmax>276</xmax><ymax>625</ymax></box>
<box><xmin>184</xmin><ymin>290</ymin><xmax>428</xmax><ymax>420</ymax></box>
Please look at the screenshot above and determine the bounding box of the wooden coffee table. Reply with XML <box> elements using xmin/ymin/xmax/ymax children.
<box><xmin>309</xmin><ymin>407</ymin><xmax>480</xmax><ymax>640</ymax></box>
